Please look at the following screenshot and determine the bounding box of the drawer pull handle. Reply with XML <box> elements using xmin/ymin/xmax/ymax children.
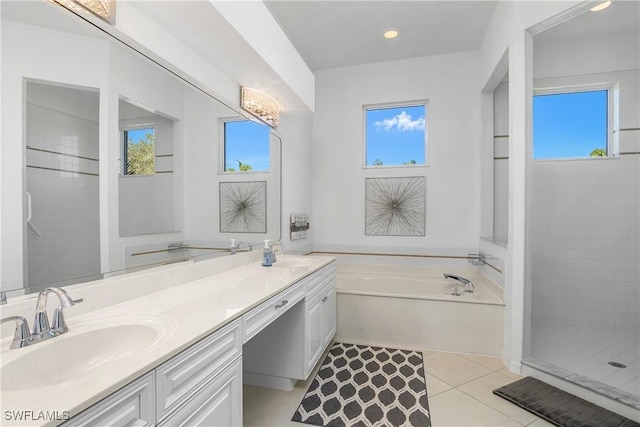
<box><xmin>275</xmin><ymin>300</ymin><xmax>289</xmax><ymax>309</ymax></box>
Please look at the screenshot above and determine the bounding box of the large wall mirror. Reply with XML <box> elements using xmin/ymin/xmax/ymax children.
<box><xmin>1</xmin><ymin>0</ymin><xmax>282</xmax><ymax>299</ymax></box>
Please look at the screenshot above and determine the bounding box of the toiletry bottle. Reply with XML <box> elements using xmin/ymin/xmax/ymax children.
<box><xmin>262</xmin><ymin>240</ymin><xmax>272</xmax><ymax>267</ymax></box>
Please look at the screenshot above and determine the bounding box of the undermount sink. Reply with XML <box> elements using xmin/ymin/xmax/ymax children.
<box><xmin>272</xmin><ymin>257</ymin><xmax>317</xmax><ymax>269</ymax></box>
<box><xmin>1</xmin><ymin>315</ymin><xmax>174</xmax><ymax>391</ymax></box>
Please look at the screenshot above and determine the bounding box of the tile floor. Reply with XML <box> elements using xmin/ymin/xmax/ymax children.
<box><xmin>531</xmin><ymin>322</ymin><xmax>639</xmax><ymax>396</ymax></box>
<box><xmin>243</xmin><ymin>348</ymin><xmax>556</xmax><ymax>426</ymax></box>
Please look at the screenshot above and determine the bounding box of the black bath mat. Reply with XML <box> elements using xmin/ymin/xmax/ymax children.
<box><xmin>292</xmin><ymin>342</ymin><xmax>431</xmax><ymax>427</ymax></box>
<box><xmin>493</xmin><ymin>376</ymin><xmax>640</xmax><ymax>427</ymax></box>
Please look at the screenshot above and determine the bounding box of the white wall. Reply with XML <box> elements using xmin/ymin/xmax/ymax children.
<box><xmin>478</xmin><ymin>0</ymin><xmax>583</xmax><ymax>371</ymax></box>
<box><xmin>313</xmin><ymin>51</ymin><xmax>481</xmax><ymax>255</ymax></box>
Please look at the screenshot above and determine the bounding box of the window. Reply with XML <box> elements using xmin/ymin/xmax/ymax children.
<box><xmin>124</xmin><ymin>127</ymin><xmax>155</xmax><ymax>175</ymax></box>
<box><xmin>223</xmin><ymin>119</ymin><xmax>270</xmax><ymax>172</ymax></box>
<box><xmin>364</xmin><ymin>102</ymin><xmax>427</xmax><ymax>167</ymax></box>
<box><xmin>533</xmin><ymin>88</ymin><xmax>610</xmax><ymax>160</ymax></box>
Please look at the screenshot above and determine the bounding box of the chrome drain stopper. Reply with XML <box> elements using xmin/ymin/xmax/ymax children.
<box><xmin>608</xmin><ymin>361</ymin><xmax>627</xmax><ymax>368</ymax></box>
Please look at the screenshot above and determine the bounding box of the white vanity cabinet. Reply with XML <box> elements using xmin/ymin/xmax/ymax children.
<box><xmin>61</xmin><ymin>258</ymin><xmax>336</xmax><ymax>427</ymax></box>
<box><xmin>62</xmin><ymin>373</ymin><xmax>156</xmax><ymax>427</ymax></box>
<box><xmin>155</xmin><ymin>319</ymin><xmax>243</xmax><ymax>425</ymax></box>
<box><xmin>304</xmin><ymin>263</ymin><xmax>336</xmax><ymax>376</ymax></box>
<box><xmin>243</xmin><ymin>260</ymin><xmax>337</xmax><ymax>387</ymax></box>
<box><xmin>63</xmin><ymin>319</ymin><xmax>242</xmax><ymax>427</ymax></box>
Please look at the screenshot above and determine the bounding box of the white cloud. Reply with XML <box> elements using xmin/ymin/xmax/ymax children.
<box><xmin>375</xmin><ymin>111</ymin><xmax>425</xmax><ymax>132</ymax></box>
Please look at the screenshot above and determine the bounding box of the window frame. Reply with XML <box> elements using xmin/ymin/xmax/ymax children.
<box><xmin>219</xmin><ymin>117</ymin><xmax>271</xmax><ymax>174</ymax></box>
<box><xmin>533</xmin><ymin>82</ymin><xmax>617</xmax><ymax>161</ymax></box>
<box><xmin>122</xmin><ymin>123</ymin><xmax>156</xmax><ymax>176</ymax></box>
<box><xmin>362</xmin><ymin>100</ymin><xmax>429</xmax><ymax>169</ymax></box>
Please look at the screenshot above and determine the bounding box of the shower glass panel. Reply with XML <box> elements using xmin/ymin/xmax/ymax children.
<box><xmin>25</xmin><ymin>81</ymin><xmax>101</xmax><ymax>291</ymax></box>
<box><xmin>528</xmin><ymin>1</ymin><xmax>639</xmax><ymax>405</ymax></box>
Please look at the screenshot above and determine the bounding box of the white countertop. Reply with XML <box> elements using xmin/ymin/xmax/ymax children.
<box><xmin>0</xmin><ymin>254</ymin><xmax>335</xmax><ymax>426</ymax></box>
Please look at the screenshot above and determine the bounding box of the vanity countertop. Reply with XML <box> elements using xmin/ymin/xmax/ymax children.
<box><xmin>0</xmin><ymin>254</ymin><xmax>335</xmax><ymax>427</ymax></box>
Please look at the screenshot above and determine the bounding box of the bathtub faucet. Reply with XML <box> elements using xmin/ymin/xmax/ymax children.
<box><xmin>444</xmin><ymin>273</ymin><xmax>474</xmax><ymax>293</ymax></box>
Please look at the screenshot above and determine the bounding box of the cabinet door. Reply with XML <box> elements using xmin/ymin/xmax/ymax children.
<box><xmin>305</xmin><ymin>296</ymin><xmax>324</xmax><ymax>375</ymax></box>
<box><xmin>62</xmin><ymin>373</ymin><xmax>155</xmax><ymax>427</ymax></box>
<box><xmin>323</xmin><ymin>285</ymin><xmax>336</xmax><ymax>345</ymax></box>
<box><xmin>159</xmin><ymin>358</ymin><xmax>242</xmax><ymax>427</ymax></box>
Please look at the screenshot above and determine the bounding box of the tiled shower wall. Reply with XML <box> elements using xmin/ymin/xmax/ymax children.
<box><xmin>25</xmin><ymin>85</ymin><xmax>101</xmax><ymax>289</ymax></box>
<box><xmin>492</xmin><ymin>80</ymin><xmax>509</xmax><ymax>245</ymax></box>
<box><xmin>530</xmin><ymin>157</ymin><xmax>639</xmax><ymax>330</ymax></box>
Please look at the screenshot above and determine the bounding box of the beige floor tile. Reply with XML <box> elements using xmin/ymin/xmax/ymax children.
<box><xmin>458</xmin><ymin>372</ymin><xmax>538</xmax><ymax>425</ymax></box>
<box><xmin>498</xmin><ymin>367</ymin><xmax>524</xmax><ymax>381</ymax></box>
<box><xmin>460</xmin><ymin>353</ymin><xmax>507</xmax><ymax>371</ymax></box>
<box><xmin>426</xmin><ymin>373</ymin><xmax>453</xmax><ymax>397</ymax></box>
<box><xmin>423</xmin><ymin>351</ymin><xmax>493</xmax><ymax>386</ymax></box>
<box><xmin>429</xmin><ymin>388</ymin><xmax>522</xmax><ymax>426</ymax></box>
<box><xmin>243</xmin><ymin>385</ymin><xmax>305</xmax><ymax>427</ymax></box>
<box><xmin>527</xmin><ymin>418</ymin><xmax>556</xmax><ymax>426</ymax></box>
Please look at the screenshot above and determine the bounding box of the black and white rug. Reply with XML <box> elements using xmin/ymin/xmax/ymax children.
<box><xmin>292</xmin><ymin>342</ymin><xmax>431</xmax><ymax>427</ymax></box>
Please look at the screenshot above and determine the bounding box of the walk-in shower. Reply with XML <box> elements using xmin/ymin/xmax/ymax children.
<box><xmin>526</xmin><ymin>1</ymin><xmax>639</xmax><ymax>412</ymax></box>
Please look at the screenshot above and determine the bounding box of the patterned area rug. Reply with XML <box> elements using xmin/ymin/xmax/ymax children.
<box><xmin>292</xmin><ymin>343</ymin><xmax>431</xmax><ymax>427</ymax></box>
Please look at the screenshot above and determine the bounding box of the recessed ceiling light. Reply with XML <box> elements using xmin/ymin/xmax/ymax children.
<box><xmin>384</xmin><ymin>30</ymin><xmax>399</xmax><ymax>39</ymax></box>
<box><xmin>590</xmin><ymin>1</ymin><xmax>611</xmax><ymax>12</ymax></box>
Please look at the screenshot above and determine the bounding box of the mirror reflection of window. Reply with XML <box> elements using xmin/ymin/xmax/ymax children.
<box><xmin>223</xmin><ymin>119</ymin><xmax>270</xmax><ymax>173</ymax></box>
<box><xmin>124</xmin><ymin>127</ymin><xmax>156</xmax><ymax>175</ymax></box>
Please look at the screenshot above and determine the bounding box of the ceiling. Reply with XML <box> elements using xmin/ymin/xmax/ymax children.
<box><xmin>265</xmin><ymin>1</ymin><xmax>499</xmax><ymax>71</ymax></box>
<box><xmin>535</xmin><ymin>0</ymin><xmax>639</xmax><ymax>43</ymax></box>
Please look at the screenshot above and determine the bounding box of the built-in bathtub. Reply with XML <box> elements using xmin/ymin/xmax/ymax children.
<box><xmin>335</xmin><ymin>263</ymin><xmax>505</xmax><ymax>356</ymax></box>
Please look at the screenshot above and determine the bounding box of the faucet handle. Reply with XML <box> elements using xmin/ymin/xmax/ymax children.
<box><xmin>1</xmin><ymin>316</ymin><xmax>33</xmax><ymax>349</ymax></box>
<box><xmin>51</xmin><ymin>298</ymin><xmax>82</xmax><ymax>335</ymax></box>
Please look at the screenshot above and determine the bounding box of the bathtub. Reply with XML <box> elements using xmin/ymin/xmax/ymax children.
<box><xmin>335</xmin><ymin>263</ymin><xmax>505</xmax><ymax>356</ymax></box>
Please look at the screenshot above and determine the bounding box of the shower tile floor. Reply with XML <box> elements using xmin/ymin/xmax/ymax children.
<box><xmin>531</xmin><ymin>322</ymin><xmax>639</xmax><ymax>397</ymax></box>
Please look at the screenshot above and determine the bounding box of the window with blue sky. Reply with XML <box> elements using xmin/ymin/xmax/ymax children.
<box><xmin>533</xmin><ymin>90</ymin><xmax>608</xmax><ymax>159</ymax></box>
<box><xmin>365</xmin><ymin>103</ymin><xmax>427</xmax><ymax>167</ymax></box>
<box><xmin>125</xmin><ymin>127</ymin><xmax>155</xmax><ymax>175</ymax></box>
<box><xmin>224</xmin><ymin>119</ymin><xmax>270</xmax><ymax>172</ymax></box>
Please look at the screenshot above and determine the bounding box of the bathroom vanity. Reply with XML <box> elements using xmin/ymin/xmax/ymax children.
<box><xmin>0</xmin><ymin>253</ymin><xmax>336</xmax><ymax>427</ymax></box>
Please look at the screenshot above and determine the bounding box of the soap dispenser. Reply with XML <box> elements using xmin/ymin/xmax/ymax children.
<box><xmin>262</xmin><ymin>240</ymin><xmax>272</xmax><ymax>267</ymax></box>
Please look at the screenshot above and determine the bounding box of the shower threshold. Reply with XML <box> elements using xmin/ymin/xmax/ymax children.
<box><xmin>522</xmin><ymin>357</ymin><xmax>640</xmax><ymax>413</ymax></box>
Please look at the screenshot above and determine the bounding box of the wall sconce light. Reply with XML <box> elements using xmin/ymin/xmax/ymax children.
<box><xmin>53</xmin><ymin>0</ymin><xmax>115</xmax><ymax>24</ymax></box>
<box><xmin>241</xmin><ymin>87</ymin><xmax>280</xmax><ymax>128</ymax></box>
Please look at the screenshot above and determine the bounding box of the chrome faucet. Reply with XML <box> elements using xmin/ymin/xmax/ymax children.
<box><xmin>269</xmin><ymin>241</ymin><xmax>286</xmax><ymax>262</ymax></box>
<box><xmin>0</xmin><ymin>316</ymin><xmax>32</xmax><ymax>349</ymax></box>
<box><xmin>444</xmin><ymin>273</ymin><xmax>475</xmax><ymax>293</ymax></box>
<box><xmin>230</xmin><ymin>241</ymin><xmax>253</xmax><ymax>255</ymax></box>
<box><xmin>1</xmin><ymin>287</ymin><xmax>82</xmax><ymax>349</ymax></box>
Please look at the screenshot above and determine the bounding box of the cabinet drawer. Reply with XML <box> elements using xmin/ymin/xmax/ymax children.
<box><xmin>306</xmin><ymin>262</ymin><xmax>336</xmax><ymax>302</ymax></box>
<box><xmin>158</xmin><ymin>359</ymin><xmax>242</xmax><ymax>427</ymax></box>
<box><xmin>155</xmin><ymin>319</ymin><xmax>242</xmax><ymax>422</ymax></box>
<box><xmin>322</xmin><ymin>261</ymin><xmax>336</xmax><ymax>284</ymax></box>
<box><xmin>243</xmin><ymin>280</ymin><xmax>305</xmax><ymax>342</ymax></box>
<box><xmin>303</xmin><ymin>269</ymin><xmax>325</xmax><ymax>297</ymax></box>
<box><xmin>63</xmin><ymin>373</ymin><xmax>155</xmax><ymax>427</ymax></box>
